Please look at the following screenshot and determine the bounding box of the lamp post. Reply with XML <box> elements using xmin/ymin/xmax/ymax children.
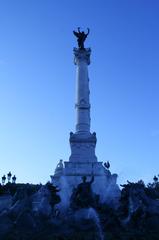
<box><xmin>2</xmin><ymin>175</ymin><xmax>6</xmax><ymax>185</ymax></box>
<box><xmin>12</xmin><ymin>175</ymin><xmax>16</xmax><ymax>184</ymax></box>
<box><xmin>7</xmin><ymin>172</ymin><xmax>12</xmax><ymax>183</ymax></box>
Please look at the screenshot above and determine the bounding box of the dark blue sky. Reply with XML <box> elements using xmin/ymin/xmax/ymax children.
<box><xmin>0</xmin><ymin>0</ymin><xmax>159</xmax><ymax>184</ymax></box>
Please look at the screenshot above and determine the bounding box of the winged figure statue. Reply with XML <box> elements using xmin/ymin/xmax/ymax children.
<box><xmin>73</xmin><ymin>27</ymin><xmax>90</xmax><ymax>49</ymax></box>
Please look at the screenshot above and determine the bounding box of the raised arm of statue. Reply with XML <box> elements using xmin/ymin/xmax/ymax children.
<box><xmin>86</xmin><ymin>28</ymin><xmax>90</xmax><ymax>36</ymax></box>
<box><xmin>90</xmin><ymin>175</ymin><xmax>94</xmax><ymax>184</ymax></box>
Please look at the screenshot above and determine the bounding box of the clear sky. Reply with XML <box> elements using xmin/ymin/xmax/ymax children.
<box><xmin>0</xmin><ymin>0</ymin><xmax>159</xmax><ymax>185</ymax></box>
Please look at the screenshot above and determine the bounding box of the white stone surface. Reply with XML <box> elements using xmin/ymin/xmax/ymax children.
<box><xmin>74</xmin><ymin>48</ymin><xmax>91</xmax><ymax>133</ymax></box>
<box><xmin>69</xmin><ymin>48</ymin><xmax>97</xmax><ymax>164</ymax></box>
<box><xmin>69</xmin><ymin>132</ymin><xmax>97</xmax><ymax>163</ymax></box>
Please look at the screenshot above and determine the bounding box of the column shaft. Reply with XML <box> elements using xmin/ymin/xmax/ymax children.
<box><xmin>74</xmin><ymin>48</ymin><xmax>91</xmax><ymax>134</ymax></box>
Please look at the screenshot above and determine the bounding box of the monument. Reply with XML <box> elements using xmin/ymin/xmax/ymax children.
<box><xmin>51</xmin><ymin>29</ymin><xmax>120</xmax><ymax>205</ymax></box>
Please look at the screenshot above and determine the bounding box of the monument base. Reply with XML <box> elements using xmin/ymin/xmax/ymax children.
<box><xmin>50</xmin><ymin>160</ymin><xmax>120</xmax><ymax>208</ymax></box>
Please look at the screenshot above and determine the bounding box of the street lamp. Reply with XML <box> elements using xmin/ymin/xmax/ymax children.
<box><xmin>7</xmin><ymin>172</ymin><xmax>12</xmax><ymax>183</ymax></box>
<box><xmin>12</xmin><ymin>175</ymin><xmax>16</xmax><ymax>184</ymax></box>
<box><xmin>2</xmin><ymin>175</ymin><xmax>6</xmax><ymax>185</ymax></box>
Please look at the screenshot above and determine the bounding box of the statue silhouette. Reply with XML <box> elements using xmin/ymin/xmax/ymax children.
<box><xmin>70</xmin><ymin>175</ymin><xmax>99</xmax><ymax>209</ymax></box>
<box><xmin>73</xmin><ymin>27</ymin><xmax>90</xmax><ymax>49</ymax></box>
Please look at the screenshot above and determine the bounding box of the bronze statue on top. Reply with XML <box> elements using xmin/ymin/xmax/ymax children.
<box><xmin>73</xmin><ymin>27</ymin><xmax>90</xmax><ymax>49</ymax></box>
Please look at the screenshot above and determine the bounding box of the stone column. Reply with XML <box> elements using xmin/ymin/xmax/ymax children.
<box><xmin>69</xmin><ymin>48</ymin><xmax>97</xmax><ymax>163</ymax></box>
<box><xmin>74</xmin><ymin>48</ymin><xmax>91</xmax><ymax>134</ymax></box>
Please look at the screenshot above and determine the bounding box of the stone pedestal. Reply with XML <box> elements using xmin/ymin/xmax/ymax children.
<box><xmin>69</xmin><ymin>132</ymin><xmax>97</xmax><ymax>163</ymax></box>
<box><xmin>51</xmin><ymin>162</ymin><xmax>120</xmax><ymax>206</ymax></box>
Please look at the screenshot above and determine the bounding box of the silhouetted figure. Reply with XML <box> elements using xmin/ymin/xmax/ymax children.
<box><xmin>104</xmin><ymin>161</ymin><xmax>110</xmax><ymax>169</ymax></box>
<box><xmin>12</xmin><ymin>175</ymin><xmax>16</xmax><ymax>184</ymax></box>
<box><xmin>73</xmin><ymin>27</ymin><xmax>90</xmax><ymax>49</ymax></box>
<box><xmin>46</xmin><ymin>182</ymin><xmax>61</xmax><ymax>208</ymax></box>
<box><xmin>70</xmin><ymin>175</ymin><xmax>99</xmax><ymax>209</ymax></box>
<box><xmin>54</xmin><ymin>159</ymin><xmax>64</xmax><ymax>176</ymax></box>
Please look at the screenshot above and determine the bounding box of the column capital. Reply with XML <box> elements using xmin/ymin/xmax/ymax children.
<box><xmin>73</xmin><ymin>48</ymin><xmax>91</xmax><ymax>65</ymax></box>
